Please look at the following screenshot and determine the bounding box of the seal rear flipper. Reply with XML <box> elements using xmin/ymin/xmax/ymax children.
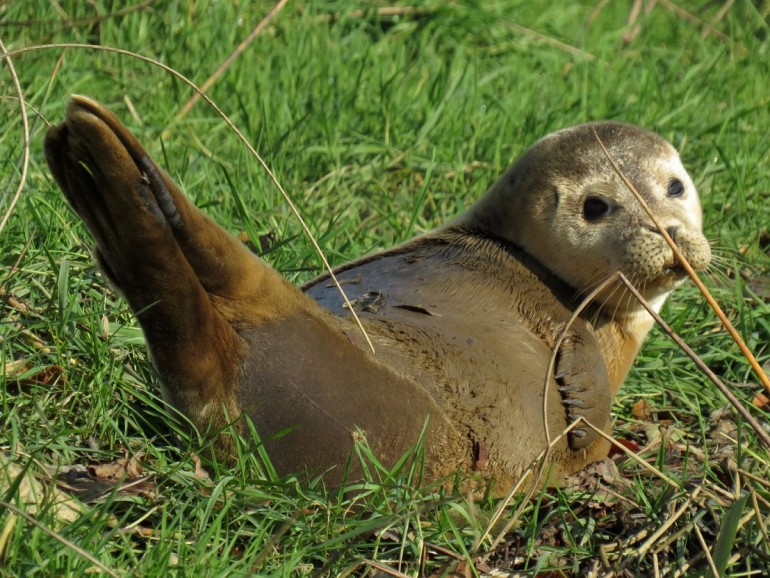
<box><xmin>57</xmin><ymin>96</ymin><xmax>306</xmax><ymax>321</ymax></box>
<box><xmin>44</xmin><ymin>98</ymin><xmax>245</xmax><ymax>432</ymax></box>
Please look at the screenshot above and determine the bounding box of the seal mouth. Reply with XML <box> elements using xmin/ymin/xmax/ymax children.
<box><xmin>665</xmin><ymin>263</ymin><xmax>687</xmax><ymax>277</ymax></box>
<box><xmin>660</xmin><ymin>266</ymin><xmax>689</xmax><ymax>288</ymax></box>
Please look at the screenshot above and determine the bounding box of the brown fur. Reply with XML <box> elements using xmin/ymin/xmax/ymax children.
<box><xmin>44</xmin><ymin>96</ymin><xmax>710</xmax><ymax>495</ymax></box>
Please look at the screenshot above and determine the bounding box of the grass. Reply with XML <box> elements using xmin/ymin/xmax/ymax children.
<box><xmin>1</xmin><ymin>0</ymin><xmax>770</xmax><ymax>575</ymax></box>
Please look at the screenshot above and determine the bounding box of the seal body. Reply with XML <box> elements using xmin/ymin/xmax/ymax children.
<box><xmin>44</xmin><ymin>97</ymin><xmax>711</xmax><ymax>495</ymax></box>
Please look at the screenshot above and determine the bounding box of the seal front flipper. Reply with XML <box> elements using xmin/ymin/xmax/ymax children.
<box><xmin>554</xmin><ymin>327</ymin><xmax>612</xmax><ymax>450</ymax></box>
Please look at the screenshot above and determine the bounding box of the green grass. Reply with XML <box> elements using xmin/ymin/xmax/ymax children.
<box><xmin>2</xmin><ymin>0</ymin><xmax>770</xmax><ymax>575</ymax></box>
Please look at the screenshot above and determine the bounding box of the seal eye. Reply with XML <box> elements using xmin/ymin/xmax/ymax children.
<box><xmin>667</xmin><ymin>178</ymin><xmax>685</xmax><ymax>198</ymax></box>
<box><xmin>582</xmin><ymin>196</ymin><xmax>611</xmax><ymax>221</ymax></box>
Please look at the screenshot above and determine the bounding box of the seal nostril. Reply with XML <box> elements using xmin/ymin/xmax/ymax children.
<box><xmin>665</xmin><ymin>226</ymin><xmax>678</xmax><ymax>241</ymax></box>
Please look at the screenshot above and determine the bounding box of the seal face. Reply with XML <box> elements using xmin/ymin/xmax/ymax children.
<box><xmin>460</xmin><ymin>122</ymin><xmax>710</xmax><ymax>317</ymax></box>
<box><xmin>44</xmin><ymin>97</ymin><xmax>711</xmax><ymax>495</ymax></box>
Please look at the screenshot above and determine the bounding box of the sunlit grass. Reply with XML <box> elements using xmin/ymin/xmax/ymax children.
<box><xmin>1</xmin><ymin>1</ymin><xmax>769</xmax><ymax>574</ymax></box>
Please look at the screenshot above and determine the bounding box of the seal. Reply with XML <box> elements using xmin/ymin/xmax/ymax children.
<box><xmin>44</xmin><ymin>96</ymin><xmax>711</xmax><ymax>495</ymax></box>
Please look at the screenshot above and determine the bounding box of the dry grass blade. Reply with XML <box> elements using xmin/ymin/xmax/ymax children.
<box><xmin>476</xmin><ymin>445</ymin><xmax>551</xmax><ymax>554</ymax></box>
<box><xmin>1</xmin><ymin>231</ymin><xmax>35</xmax><ymax>290</ymax></box>
<box><xmin>621</xmin><ymin>0</ymin><xmax>655</xmax><ymax>44</ymax></box>
<box><xmin>479</xmin><ymin>420</ymin><xmax>611</xmax><ymax>556</ymax></box>
<box><xmin>317</xmin><ymin>5</ymin><xmax>431</xmax><ymax>22</ymax></box>
<box><xmin>693</xmin><ymin>524</ymin><xmax>720</xmax><ymax>578</ymax></box>
<box><xmin>1</xmin><ymin>42</ymin><xmax>376</xmax><ymax>353</ymax></box>
<box><xmin>0</xmin><ymin>39</ymin><xmax>30</xmax><ymax>236</ymax></box>
<box><xmin>0</xmin><ymin>0</ymin><xmax>156</xmax><ymax>27</ymax></box>
<box><xmin>480</xmin><ymin>390</ymin><xmax>691</xmax><ymax>559</ymax></box>
<box><xmin>741</xmin><ymin>469</ymin><xmax>770</xmax><ymax>492</ymax></box>
<box><xmin>704</xmin><ymin>0</ymin><xmax>737</xmax><ymax>38</ymax></box>
<box><xmin>479</xmin><ymin>415</ymin><xmax>683</xmax><ymax>563</ymax></box>
<box><xmin>0</xmin><ymin>96</ymin><xmax>50</xmax><ymax>126</ymax></box>
<box><xmin>498</xmin><ymin>19</ymin><xmax>595</xmax><ymax>60</ymax></box>
<box><xmin>0</xmin><ymin>499</ymin><xmax>119</xmax><ymax>578</ymax></box>
<box><xmin>362</xmin><ymin>559</ymin><xmax>412</xmax><ymax>578</ymax></box>
<box><xmin>172</xmin><ymin>0</ymin><xmax>291</xmax><ymax>126</ymax></box>
<box><xmin>583</xmin><ymin>422</ymin><xmax>679</xmax><ymax>489</ymax></box>
<box><xmin>637</xmin><ymin>485</ymin><xmax>702</xmax><ymax>559</ymax></box>
<box><xmin>592</xmin><ymin>128</ymin><xmax>770</xmax><ymax>394</ymax></box>
<box><xmin>659</xmin><ymin>0</ymin><xmax>740</xmax><ymax>47</ymax></box>
<box><xmin>750</xmin><ymin>488</ymin><xmax>770</xmax><ymax>547</ymax></box>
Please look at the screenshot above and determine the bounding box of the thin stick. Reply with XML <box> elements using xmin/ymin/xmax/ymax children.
<box><xmin>592</xmin><ymin>128</ymin><xmax>770</xmax><ymax>394</ymax></box>
<box><xmin>0</xmin><ymin>39</ymin><xmax>30</xmax><ymax>236</ymax></box>
<box><xmin>617</xmin><ymin>274</ymin><xmax>770</xmax><ymax>448</ymax></box>
<box><xmin>2</xmin><ymin>43</ymin><xmax>376</xmax><ymax>353</ymax></box>
<box><xmin>173</xmin><ymin>0</ymin><xmax>291</xmax><ymax>125</ymax></box>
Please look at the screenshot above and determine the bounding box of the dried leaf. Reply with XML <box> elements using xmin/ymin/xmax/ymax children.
<box><xmin>89</xmin><ymin>455</ymin><xmax>144</xmax><ymax>480</ymax></box>
<box><xmin>609</xmin><ymin>438</ymin><xmax>640</xmax><ymax>457</ymax></box>
<box><xmin>0</xmin><ymin>453</ymin><xmax>86</xmax><ymax>525</ymax></box>
<box><xmin>632</xmin><ymin>399</ymin><xmax>652</xmax><ymax>420</ymax></box>
<box><xmin>3</xmin><ymin>360</ymin><xmax>65</xmax><ymax>387</ymax></box>
<box><xmin>752</xmin><ymin>391</ymin><xmax>770</xmax><ymax>411</ymax></box>
<box><xmin>192</xmin><ymin>453</ymin><xmax>210</xmax><ymax>480</ymax></box>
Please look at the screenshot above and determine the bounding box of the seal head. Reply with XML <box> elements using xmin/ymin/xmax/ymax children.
<box><xmin>459</xmin><ymin>122</ymin><xmax>711</xmax><ymax>318</ymax></box>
